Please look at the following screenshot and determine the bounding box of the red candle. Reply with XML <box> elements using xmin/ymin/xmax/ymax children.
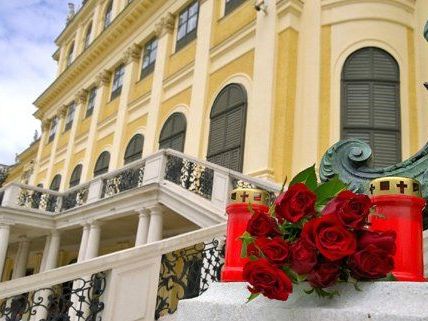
<box><xmin>221</xmin><ymin>188</ymin><xmax>269</xmax><ymax>282</ymax></box>
<box><xmin>369</xmin><ymin>177</ymin><xmax>426</xmax><ymax>282</ymax></box>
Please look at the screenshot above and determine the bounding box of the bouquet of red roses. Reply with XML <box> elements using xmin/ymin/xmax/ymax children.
<box><xmin>241</xmin><ymin>166</ymin><xmax>396</xmax><ymax>302</ymax></box>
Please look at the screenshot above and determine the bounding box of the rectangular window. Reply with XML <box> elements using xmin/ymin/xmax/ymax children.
<box><xmin>176</xmin><ymin>1</ymin><xmax>199</xmax><ymax>51</ymax></box>
<box><xmin>141</xmin><ymin>38</ymin><xmax>158</xmax><ymax>79</ymax></box>
<box><xmin>111</xmin><ymin>64</ymin><xmax>125</xmax><ymax>100</ymax></box>
<box><xmin>48</xmin><ymin>117</ymin><xmax>58</xmax><ymax>143</ymax></box>
<box><xmin>225</xmin><ymin>0</ymin><xmax>246</xmax><ymax>15</ymax></box>
<box><xmin>86</xmin><ymin>87</ymin><xmax>97</xmax><ymax>117</ymax></box>
<box><xmin>64</xmin><ymin>102</ymin><xmax>76</xmax><ymax>131</ymax></box>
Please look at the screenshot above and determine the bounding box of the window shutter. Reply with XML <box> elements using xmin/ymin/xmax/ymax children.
<box><xmin>159</xmin><ymin>113</ymin><xmax>186</xmax><ymax>152</ymax></box>
<box><xmin>341</xmin><ymin>47</ymin><xmax>401</xmax><ymax>168</ymax></box>
<box><xmin>50</xmin><ymin>175</ymin><xmax>62</xmax><ymax>191</ymax></box>
<box><xmin>124</xmin><ymin>134</ymin><xmax>144</xmax><ymax>164</ymax></box>
<box><xmin>207</xmin><ymin>84</ymin><xmax>247</xmax><ymax>172</ymax></box>
<box><xmin>69</xmin><ymin>165</ymin><xmax>83</xmax><ymax>187</ymax></box>
<box><xmin>94</xmin><ymin>151</ymin><xmax>110</xmax><ymax>177</ymax></box>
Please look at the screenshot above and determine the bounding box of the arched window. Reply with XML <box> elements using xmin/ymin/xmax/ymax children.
<box><xmin>159</xmin><ymin>113</ymin><xmax>187</xmax><ymax>152</ymax></box>
<box><xmin>84</xmin><ymin>23</ymin><xmax>92</xmax><ymax>49</ymax></box>
<box><xmin>104</xmin><ymin>1</ymin><xmax>113</xmax><ymax>29</ymax></box>
<box><xmin>207</xmin><ymin>84</ymin><xmax>247</xmax><ymax>172</ymax></box>
<box><xmin>94</xmin><ymin>151</ymin><xmax>110</xmax><ymax>177</ymax></box>
<box><xmin>69</xmin><ymin>164</ymin><xmax>83</xmax><ymax>188</ymax></box>
<box><xmin>341</xmin><ymin>47</ymin><xmax>401</xmax><ymax>167</ymax></box>
<box><xmin>124</xmin><ymin>134</ymin><xmax>144</xmax><ymax>165</ymax></box>
<box><xmin>66</xmin><ymin>42</ymin><xmax>74</xmax><ymax>67</ymax></box>
<box><xmin>50</xmin><ymin>175</ymin><xmax>62</xmax><ymax>192</ymax></box>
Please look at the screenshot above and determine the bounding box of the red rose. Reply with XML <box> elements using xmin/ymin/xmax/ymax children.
<box><xmin>323</xmin><ymin>190</ymin><xmax>371</xmax><ymax>229</ymax></box>
<box><xmin>256</xmin><ymin>237</ymin><xmax>290</xmax><ymax>266</ymax></box>
<box><xmin>348</xmin><ymin>244</ymin><xmax>394</xmax><ymax>280</ymax></box>
<box><xmin>357</xmin><ymin>230</ymin><xmax>396</xmax><ymax>255</ymax></box>
<box><xmin>301</xmin><ymin>214</ymin><xmax>356</xmax><ymax>261</ymax></box>
<box><xmin>246</xmin><ymin>210</ymin><xmax>280</xmax><ymax>238</ymax></box>
<box><xmin>290</xmin><ymin>239</ymin><xmax>318</xmax><ymax>274</ymax></box>
<box><xmin>243</xmin><ymin>258</ymin><xmax>293</xmax><ymax>301</ymax></box>
<box><xmin>307</xmin><ymin>262</ymin><xmax>340</xmax><ymax>288</ymax></box>
<box><xmin>275</xmin><ymin>183</ymin><xmax>317</xmax><ymax>223</ymax></box>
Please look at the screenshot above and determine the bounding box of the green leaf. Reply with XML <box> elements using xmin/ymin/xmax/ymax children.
<box><xmin>289</xmin><ymin>165</ymin><xmax>318</xmax><ymax>191</ymax></box>
<box><xmin>246</xmin><ymin>292</ymin><xmax>260</xmax><ymax>303</ymax></box>
<box><xmin>239</xmin><ymin>232</ymin><xmax>254</xmax><ymax>258</ymax></box>
<box><xmin>304</xmin><ymin>288</ymin><xmax>315</xmax><ymax>295</ymax></box>
<box><xmin>379</xmin><ymin>273</ymin><xmax>397</xmax><ymax>282</ymax></box>
<box><xmin>314</xmin><ymin>287</ymin><xmax>340</xmax><ymax>299</ymax></box>
<box><xmin>315</xmin><ymin>176</ymin><xmax>347</xmax><ymax>209</ymax></box>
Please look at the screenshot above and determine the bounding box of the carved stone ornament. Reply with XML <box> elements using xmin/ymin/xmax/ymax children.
<box><xmin>76</xmin><ymin>89</ymin><xmax>88</xmax><ymax>104</ymax></box>
<box><xmin>95</xmin><ymin>70</ymin><xmax>112</xmax><ymax>86</ymax></box>
<box><xmin>155</xmin><ymin>12</ymin><xmax>175</xmax><ymax>37</ymax></box>
<box><xmin>57</xmin><ymin>105</ymin><xmax>68</xmax><ymax>118</ymax></box>
<box><xmin>122</xmin><ymin>43</ymin><xmax>142</xmax><ymax>65</ymax></box>
<box><xmin>42</xmin><ymin>119</ymin><xmax>52</xmax><ymax>131</ymax></box>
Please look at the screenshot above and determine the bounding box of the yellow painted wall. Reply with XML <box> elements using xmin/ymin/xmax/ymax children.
<box><xmin>4</xmin><ymin>165</ymin><xmax>23</xmax><ymax>184</ymax></box>
<box><xmin>271</xmin><ymin>28</ymin><xmax>299</xmax><ymax>182</ymax></box>
<box><xmin>35</xmin><ymin>169</ymin><xmax>48</xmax><ymax>186</ymax></box>
<box><xmin>56</xmin><ymin>130</ymin><xmax>70</xmax><ymax>152</ymax></box>
<box><xmin>129</xmin><ymin>74</ymin><xmax>153</xmax><ymax>103</ymax></box>
<box><xmin>75</xmin><ymin>115</ymin><xmax>91</xmax><ymax>139</ymax></box>
<box><xmin>88</xmin><ymin>133</ymin><xmax>114</xmax><ymax>179</ymax></box>
<box><xmin>98</xmin><ymin>94</ymin><xmax>120</xmax><ymax>124</ymax></box>
<box><xmin>50</xmin><ymin>160</ymin><xmax>65</xmax><ymax>183</ymax></box>
<box><xmin>212</xmin><ymin>0</ymin><xmax>256</xmax><ymax>47</ymax></box>
<box><xmin>65</xmin><ymin>149</ymin><xmax>86</xmax><ymax>186</ymax></box>
<box><xmin>121</xmin><ymin>114</ymin><xmax>148</xmax><ymax>156</ymax></box>
<box><xmin>157</xmin><ymin>88</ymin><xmax>192</xmax><ymax>136</ymax></box>
<box><xmin>407</xmin><ymin>27</ymin><xmax>419</xmax><ymax>154</ymax></box>
<box><xmin>165</xmin><ymin>41</ymin><xmax>196</xmax><ymax>78</ymax></box>
<box><xmin>318</xmin><ymin>25</ymin><xmax>331</xmax><ymax>160</ymax></box>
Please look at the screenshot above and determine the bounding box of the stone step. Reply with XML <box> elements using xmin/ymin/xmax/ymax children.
<box><xmin>176</xmin><ymin>281</ymin><xmax>428</xmax><ymax>321</ymax></box>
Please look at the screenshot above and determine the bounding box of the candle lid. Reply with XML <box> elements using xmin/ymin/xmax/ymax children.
<box><xmin>230</xmin><ymin>188</ymin><xmax>270</xmax><ymax>206</ymax></box>
<box><xmin>369</xmin><ymin>176</ymin><xmax>422</xmax><ymax>197</ymax></box>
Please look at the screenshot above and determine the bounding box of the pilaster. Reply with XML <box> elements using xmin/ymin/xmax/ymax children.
<box><xmin>110</xmin><ymin>44</ymin><xmax>142</xmax><ymax>170</ymax></box>
<box><xmin>185</xmin><ymin>0</ymin><xmax>215</xmax><ymax>157</ymax></box>
<box><xmin>82</xmin><ymin>70</ymin><xmax>112</xmax><ymax>181</ymax></box>
<box><xmin>143</xmin><ymin>13</ymin><xmax>175</xmax><ymax>155</ymax></box>
<box><xmin>29</xmin><ymin>119</ymin><xmax>51</xmax><ymax>185</ymax></box>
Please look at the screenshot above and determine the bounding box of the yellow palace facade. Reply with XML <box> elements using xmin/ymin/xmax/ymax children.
<box><xmin>1</xmin><ymin>1</ymin><xmax>428</xmax><ymax>320</ymax></box>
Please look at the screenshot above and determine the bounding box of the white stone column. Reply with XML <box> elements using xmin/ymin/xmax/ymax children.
<box><xmin>85</xmin><ymin>221</ymin><xmax>102</xmax><ymax>260</ymax></box>
<box><xmin>12</xmin><ymin>236</ymin><xmax>30</xmax><ymax>279</ymax></box>
<box><xmin>143</xmin><ymin>13</ymin><xmax>174</xmax><ymax>155</ymax></box>
<box><xmin>39</xmin><ymin>234</ymin><xmax>51</xmax><ymax>273</ymax></box>
<box><xmin>246</xmin><ymin>0</ymin><xmax>278</xmax><ymax>179</ymax></box>
<box><xmin>78</xmin><ymin>224</ymin><xmax>90</xmax><ymax>262</ymax></box>
<box><xmin>0</xmin><ymin>224</ymin><xmax>10</xmax><ymax>280</ymax></box>
<box><xmin>46</xmin><ymin>107</ymin><xmax>68</xmax><ymax>184</ymax></box>
<box><xmin>110</xmin><ymin>44</ymin><xmax>142</xmax><ymax>170</ymax></box>
<box><xmin>135</xmin><ymin>209</ymin><xmax>150</xmax><ymax>246</ymax></box>
<box><xmin>44</xmin><ymin>231</ymin><xmax>60</xmax><ymax>271</ymax></box>
<box><xmin>82</xmin><ymin>71</ymin><xmax>111</xmax><ymax>181</ymax></box>
<box><xmin>60</xmin><ymin>90</ymin><xmax>87</xmax><ymax>190</ymax></box>
<box><xmin>147</xmin><ymin>206</ymin><xmax>163</xmax><ymax>243</ymax></box>
<box><xmin>185</xmin><ymin>0</ymin><xmax>215</xmax><ymax>157</ymax></box>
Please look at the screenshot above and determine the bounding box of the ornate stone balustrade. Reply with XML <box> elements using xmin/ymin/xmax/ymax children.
<box><xmin>0</xmin><ymin>150</ymin><xmax>281</xmax><ymax>218</ymax></box>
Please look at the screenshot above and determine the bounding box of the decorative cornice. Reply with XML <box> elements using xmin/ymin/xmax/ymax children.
<box><xmin>42</xmin><ymin>119</ymin><xmax>52</xmax><ymax>131</ymax></box>
<box><xmin>155</xmin><ymin>12</ymin><xmax>175</xmax><ymax>37</ymax></box>
<box><xmin>95</xmin><ymin>70</ymin><xmax>112</xmax><ymax>87</ymax></box>
<box><xmin>76</xmin><ymin>89</ymin><xmax>88</xmax><ymax>105</ymax></box>
<box><xmin>121</xmin><ymin>43</ymin><xmax>142</xmax><ymax>65</ymax></box>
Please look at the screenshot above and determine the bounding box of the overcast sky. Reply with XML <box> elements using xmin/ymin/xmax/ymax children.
<box><xmin>0</xmin><ymin>1</ymin><xmax>70</xmax><ymax>165</ymax></box>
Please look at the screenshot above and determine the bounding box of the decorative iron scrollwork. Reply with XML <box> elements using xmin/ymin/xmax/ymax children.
<box><xmin>62</xmin><ymin>187</ymin><xmax>89</xmax><ymax>211</ymax></box>
<box><xmin>155</xmin><ymin>238</ymin><xmax>225</xmax><ymax>320</ymax></box>
<box><xmin>0</xmin><ymin>272</ymin><xmax>106</xmax><ymax>321</ymax></box>
<box><xmin>102</xmin><ymin>166</ymin><xmax>145</xmax><ymax>198</ymax></box>
<box><xmin>164</xmin><ymin>155</ymin><xmax>214</xmax><ymax>199</ymax></box>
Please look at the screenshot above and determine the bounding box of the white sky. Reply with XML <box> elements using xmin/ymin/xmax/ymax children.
<box><xmin>0</xmin><ymin>1</ymin><xmax>70</xmax><ymax>165</ymax></box>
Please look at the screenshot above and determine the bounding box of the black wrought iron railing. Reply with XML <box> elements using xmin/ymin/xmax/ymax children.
<box><xmin>62</xmin><ymin>185</ymin><xmax>89</xmax><ymax>211</ymax></box>
<box><xmin>155</xmin><ymin>238</ymin><xmax>224</xmax><ymax>319</ymax></box>
<box><xmin>164</xmin><ymin>154</ymin><xmax>215</xmax><ymax>200</ymax></box>
<box><xmin>101</xmin><ymin>162</ymin><xmax>145</xmax><ymax>199</ymax></box>
<box><xmin>0</xmin><ymin>272</ymin><xmax>106</xmax><ymax>321</ymax></box>
<box><xmin>16</xmin><ymin>188</ymin><xmax>60</xmax><ymax>213</ymax></box>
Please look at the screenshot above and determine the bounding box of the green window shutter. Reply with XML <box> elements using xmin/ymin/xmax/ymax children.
<box><xmin>69</xmin><ymin>164</ymin><xmax>83</xmax><ymax>187</ymax></box>
<box><xmin>124</xmin><ymin>134</ymin><xmax>144</xmax><ymax>165</ymax></box>
<box><xmin>94</xmin><ymin>151</ymin><xmax>110</xmax><ymax>177</ymax></box>
<box><xmin>207</xmin><ymin>84</ymin><xmax>247</xmax><ymax>172</ymax></box>
<box><xmin>50</xmin><ymin>175</ymin><xmax>62</xmax><ymax>191</ymax></box>
<box><xmin>159</xmin><ymin>113</ymin><xmax>187</xmax><ymax>152</ymax></box>
<box><xmin>341</xmin><ymin>47</ymin><xmax>401</xmax><ymax>168</ymax></box>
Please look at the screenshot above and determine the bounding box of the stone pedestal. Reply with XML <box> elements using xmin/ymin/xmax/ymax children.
<box><xmin>176</xmin><ymin>282</ymin><xmax>428</xmax><ymax>321</ymax></box>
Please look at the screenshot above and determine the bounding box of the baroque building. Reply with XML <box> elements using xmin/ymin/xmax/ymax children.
<box><xmin>1</xmin><ymin>0</ymin><xmax>428</xmax><ymax>320</ymax></box>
